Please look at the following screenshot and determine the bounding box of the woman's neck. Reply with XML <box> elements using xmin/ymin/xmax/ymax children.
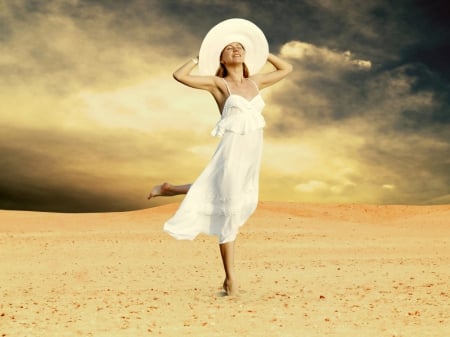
<box><xmin>226</xmin><ymin>66</ymin><xmax>245</xmax><ymax>84</ymax></box>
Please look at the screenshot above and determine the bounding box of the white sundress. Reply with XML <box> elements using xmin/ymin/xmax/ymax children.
<box><xmin>163</xmin><ymin>79</ymin><xmax>266</xmax><ymax>244</ymax></box>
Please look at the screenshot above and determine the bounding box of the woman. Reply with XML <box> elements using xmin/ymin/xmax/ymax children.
<box><xmin>148</xmin><ymin>19</ymin><xmax>292</xmax><ymax>296</ymax></box>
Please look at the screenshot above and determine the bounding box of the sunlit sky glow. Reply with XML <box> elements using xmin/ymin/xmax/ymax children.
<box><xmin>1</xmin><ymin>0</ymin><xmax>449</xmax><ymax>212</ymax></box>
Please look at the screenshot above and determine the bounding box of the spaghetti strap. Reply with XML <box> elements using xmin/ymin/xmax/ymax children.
<box><xmin>222</xmin><ymin>78</ymin><xmax>232</xmax><ymax>95</ymax></box>
<box><xmin>248</xmin><ymin>78</ymin><xmax>260</xmax><ymax>92</ymax></box>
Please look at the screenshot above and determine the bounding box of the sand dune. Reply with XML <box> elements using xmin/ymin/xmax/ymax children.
<box><xmin>1</xmin><ymin>202</ymin><xmax>449</xmax><ymax>337</ymax></box>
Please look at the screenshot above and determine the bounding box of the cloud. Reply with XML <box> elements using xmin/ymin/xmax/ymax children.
<box><xmin>0</xmin><ymin>0</ymin><xmax>227</xmax><ymax>212</ymax></box>
<box><xmin>295</xmin><ymin>180</ymin><xmax>328</xmax><ymax>193</ymax></box>
<box><xmin>0</xmin><ymin>0</ymin><xmax>448</xmax><ymax>211</ymax></box>
<box><xmin>258</xmin><ymin>36</ymin><xmax>449</xmax><ymax>205</ymax></box>
<box><xmin>280</xmin><ymin>41</ymin><xmax>372</xmax><ymax>70</ymax></box>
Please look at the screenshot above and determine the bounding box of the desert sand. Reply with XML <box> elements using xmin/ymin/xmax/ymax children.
<box><xmin>0</xmin><ymin>202</ymin><xmax>449</xmax><ymax>337</ymax></box>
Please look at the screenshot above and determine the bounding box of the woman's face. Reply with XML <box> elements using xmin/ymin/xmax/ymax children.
<box><xmin>220</xmin><ymin>42</ymin><xmax>246</xmax><ymax>65</ymax></box>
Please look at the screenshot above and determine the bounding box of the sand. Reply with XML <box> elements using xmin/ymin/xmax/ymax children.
<box><xmin>0</xmin><ymin>202</ymin><xmax>449</xmax><ymax>337</ymax></box>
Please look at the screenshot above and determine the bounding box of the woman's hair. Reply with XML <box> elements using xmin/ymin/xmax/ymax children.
<box><xmin>215</xmin><ymin>43</ymin><xmax>249</xmax><ymax>78</ymax></box>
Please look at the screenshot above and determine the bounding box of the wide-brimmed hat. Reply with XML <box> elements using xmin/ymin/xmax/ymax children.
<box><xmin>198</xmin><ymin>18</ymin><xmax>269</xmax><ymax>76</ymax></box>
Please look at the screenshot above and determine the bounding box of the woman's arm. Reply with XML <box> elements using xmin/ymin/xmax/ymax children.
<box><xmin>252</xmin><ymin>53</ymin><xmax>293</xmax><ymax>89</ymax></box>
<box><xmin>173</xmin><ymin>57</ymin><xmax>217</xmax><ymax>91</ymax></box>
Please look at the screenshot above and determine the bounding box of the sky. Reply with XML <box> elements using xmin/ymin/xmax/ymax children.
<box><xmin>0</xmin><ymin>0</ymin><xmax>449</xmax><ymax>212</ymax></box>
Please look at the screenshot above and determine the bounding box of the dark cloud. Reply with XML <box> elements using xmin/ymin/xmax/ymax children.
<box><xmin>0</xmin><ymin>124</ymin><xmax>205</xmax><ymax>212</ymax></box>
<box><xmin>265</xmin><ymin>56</ymin><xmax>450</xmax><ymax>204</ymax></box>
<box><xmin>0</xmin><ymin>0</ymin><xmax>190</xmax><ymax>92</ymax></box>
<box><xmin>1</xmin><ymin>126</ymin><xmax>131</xmax><ymax>212</ymax></box>
<box><xmin>405</xmin><ymin>0</ymin><xmax>450</xmax><ymax>77</ymax></box>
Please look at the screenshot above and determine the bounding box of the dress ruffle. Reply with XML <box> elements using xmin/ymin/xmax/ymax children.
<box><xmin>164</xmin><ymin>189</ymin><xmax>258</xmax><ymax>243</ymax></box>
<box><xmin>211</xmin><ymin>94</ymin><xmax>266</xmax><ymax>137</ymax></box>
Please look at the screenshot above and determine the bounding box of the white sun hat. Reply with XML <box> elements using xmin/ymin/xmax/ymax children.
<box><xmin>198</xmin><ymin>18</ymin><xmax>269</xmax><ymax>76</ymax></box>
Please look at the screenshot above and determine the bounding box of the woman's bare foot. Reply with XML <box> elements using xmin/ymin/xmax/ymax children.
<box><xmin>147</xmin><ymin>182</ymin><xmax>176</xmax><ymax>199</ymax></box>
<box><xmin>223</xmin><ymin>278</ymin><xmax>239</xmax><ymax>296</ymax></box>
<box><xmin>147</xmin><ymin>182</ymin><xmax>191</xmax><ymax>200</ymax></box>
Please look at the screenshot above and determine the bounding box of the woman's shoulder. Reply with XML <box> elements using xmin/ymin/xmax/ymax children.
<box><xmin>247</xmin><ymin>74</ymin><xmax>263</xmax><ymax>89</ymax></box>
<box><xmin>211</xmin><ymin>76</ymin><xmax>229</xmax><ymax>95</ymax></box>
